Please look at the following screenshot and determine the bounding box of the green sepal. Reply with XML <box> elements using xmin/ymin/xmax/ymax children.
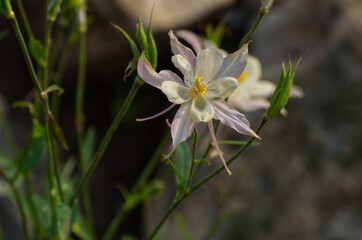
<box><xmin>0</xmin><ymin>0</ymin><xmax>12</xmax><ymax>18</ymax></box>
<box><xmin>260</xmin><ymin>0</ymin><xmax>274</xmax><ymax>13</ymax></box>
<box><xmin>266</xmin><ymin>58</ymin><xmax>301</xmax><ymax>119</ymax></box>
<box><xmin>136</xmin><ymin>18</ymin><xmax>148</xmax><ymax>54</ymax></box>
<box><xmin>47</xmin><ymin>0</ymin><xmax>62</xmax><ymax>21</ymax></box>
<box><xmin>146</xmin><ymin>7</ymin><xmax>157</xmax><ymax>69</ymax></box>
<box><xmin>205</xmin><ymin>19</ymin><xmax>227</xmax><ymax>47</ymax></box>
<box><xmin>29</xmin><ymin>37</ymin><xmax>46</xmax><ymax>67</ymax></box>
<box><xmin>111</xmin><ymin>22</ymin><xmax>140</xmax><ymax>59</ymax></box>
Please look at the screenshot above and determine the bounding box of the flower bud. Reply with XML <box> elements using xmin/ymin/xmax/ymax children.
<box><xmin>265</xmin><ymin>58</ymin><xmax>300</xmax><ymax>119</ymax></box>
<box><xmin>260</xmin><ymin>0</ymin><xmax>274</xmax><ymax>13</ymax></box>
<box><xmin>0</xmin><ymin>0</ymin><xmax>13</xmax><ymax>19</ymax></box>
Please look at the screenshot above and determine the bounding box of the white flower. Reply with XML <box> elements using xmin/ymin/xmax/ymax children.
<box><xmin>137</xmin><ymin>30</ymin><xmax>260</xmax><ymax>175</ymax></box>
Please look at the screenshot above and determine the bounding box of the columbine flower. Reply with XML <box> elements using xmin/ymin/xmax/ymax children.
<box><xmin>176</xmin><ymin>30</ymin><xmax>303</xmax><ymax>115</ymax></box>
<box><xmin>137</xmin><ymin>30</ymin><xmax>259</xmax><ymax>175</ymax></box>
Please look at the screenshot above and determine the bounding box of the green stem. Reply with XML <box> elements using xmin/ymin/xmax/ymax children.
<box><xmin>187</xmin><ymin>129</ymin><xmax>198</xmax><ymax>188</ymax></box>
<box><xmin>148</xmin><ymin>116</ymin><xmax>268</xmax><ymax>239</ymax></box>
<box><xmin>15</xmin><ymin>0</ymin><xmax>33</xmax><ymax>39</ymax></box>
<box><xmin>69</xmin><ymin>78</ymin><xmax>143</xmax><ymax>207</ymax></box>
<box><xmin>101</xmin><ymin>129</ymin><xmax>171</xmax><ymax>240</ymax></box>
<box><xmin>0</xmin><ymin>107</ymin><xmax>18</xmax><ymax>157</ymax></box>
<box><xmin>0</xmin><ymin>167</ymin><xmax>30</xmax><ymax>240</ymax></box>
<box><xmin>239</xmin><ymin>11</ymin><xmax>266</xmax><ymax>48</ymax></box>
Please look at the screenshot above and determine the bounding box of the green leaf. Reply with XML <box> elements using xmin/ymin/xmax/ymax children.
<box><xmin>0</xmin><ymin>150</ymin><xmax>16</xmax><ymax>176</ymax></box>
<box><xmin>175</xmin><ymin>142</ymin><xmax>192</xmax><ymax>191</ymax></box>
<box><xmin>174</xmin><ymin>213</ymin><xmax>193</xmax><ymax>240</ymax></box>
<box><xmin>12</xmin><ymin>101</ymin><xmax>34</xmax><ymax>115</ymax></box>
<box><xmin>72</xmin><ymin>213</ymin><xmax>92</xmax><ymax>240</ymax></box>
<box><xmin>80</xmin><ymin>127</ymin><xmax>96</xmax><ymax>168</ymax></box>
<box><xmin>33</xmin><ymin>195</ymin><xmax>52</xmax><ymax>237</ymax></box>
<box><xmin>42</xmin><ymin>84</ymin><xmax>64</xmax><ymax>98</ymax></box>
<box><xmin>16</xmin><ymin>120</ymin><xmax>46</xmax><ymax>173</ymax></box>
<box><xmin>57</xmin><ymin>203</ymin><xmax>71</xmax><ymax>240</ymax></box>
<box><xmin>136</xmin><ymin>18</ymin><xmax>149</xmax><ymax>59</ymax></box>
<box><xmin>146</xmin><ymin>6</ymin><xmax>157</xmax><ymax>68</ymax></box>
<box><xmin>29</xmin><ymin>37</ymin><xmax>46</xmax><ymax>67</ymax></box>
<box><xmin>48</xmin><ymin>113</ymin><xmax>69</xmax><ymax>150</ymax></box>
<box><xmin>111</xmin><ymin>22</ymin><xmax>140</xmax><ymax>59</ymax></box>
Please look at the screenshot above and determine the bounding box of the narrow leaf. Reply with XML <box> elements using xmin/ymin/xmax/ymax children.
<box><xmin>29</xmin><ymin>37</ymin><xmax>46</xmax><ymax>67</ymax></box>
<box><xmin>57</xmin><ymin>203</ymin><xmax>71</xmax><ymax>240</ymax></box>
<box><xmin>146</xmin><ymin>6</ymin><xmax>157</xmax><ymax>68</ymax></box>
<box><xmin>81</xmin><ymin>127</ymin><xmax>96</xmax><ymax>167</ymax></box>
<box><xmin>12</xmin><ymin>101</ymin><xmax>34</xmax><ymax>114</ymax></box>
<box><xmin>41</xmin><ymin>84</ymin><xmax>64</xmax><ymax>97</ymax></box>
<box><xmin>175</xmin><ymin>142</ymin><xmax>192</xmax><ymax>190</ymax></box>
<box><xmin>111</xmin><ymin>22</ymin><xmax>140</xmax><ymax>59</ymax></box>
<box><xmin>174</xmin><ymin>213</ymin><xmax>193</xmax><ymax>240</ymax></box>
<box><xmin>48</xmin><ymin>113</ymin><xmax>69</xmax><ymax>150</ymax></box>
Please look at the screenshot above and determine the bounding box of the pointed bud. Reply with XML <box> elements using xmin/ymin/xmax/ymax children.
<box><xmin>266</xmin><ymin>58</ymin><xmax>300</xmax><ymax>119</ymax></box>
<box><xmin>0</xmin><ymin>0</ymin><xmax>13</xmax><ymax>19</ymax></box>
<box><xmin>260</xmin><ymin>0</ymin><xmax>274</xmax><ymax>13</ymax></box>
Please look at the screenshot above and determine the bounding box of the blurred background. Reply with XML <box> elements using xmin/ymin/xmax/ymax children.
<box><xmin>0</xmin><ymin>0</ymin><xmax>362</xmax><ymax>239</ymax></box>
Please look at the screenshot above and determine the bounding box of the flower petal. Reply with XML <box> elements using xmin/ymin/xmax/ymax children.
<box><xmin>190</xmin><ymin>97</ymin><xmax>214</xmax><ymax>122</ymax></box>
<box><xmin>169</xmin><ymin>30</ymin><xmax>196</xmax><ymax>75</ymax></box>
<box><xmin>207</xmin><ymin>77</ymin><xmax>238</xmax><ymax>99</ymax></box>
<box><xmin>213</xmin><ymin>43</ymin><xmax>249</xmax><ymax>80</ymax></box>
<box><xmin>196</xmin><ymin>48</ymin><xmax>223</xmax><ymax>82</ymax></box>
<box><xmin>159</xmin><ymin>70</ymin><xmax>184</xmax><ymax>85</ymax></box>
<box><xmin>171</xmin><ymin>55</ymin><xmax>192</xmax><ymax>81</ymax></box>
<box><xmin>228</xmin><ymin>96</ymin><xmax>270</xmax><ymax>112</ymax></box>
<box><xmin>241</xmin><ymin>55</ymin><xmax>262</xmax><ymax>85</ymax></box>
<box><xmin>137</xmin><ymin>52</ymin><xmax>164</xmax><ymax>89</ymax></box>
<box><xmin>246</xmin><ymin>81</ymin><xmax>275</xmax><ymax>98</ymax></box>
<box><xmin>175</xmin><ymin>30</ymin><xmax>202</xmax><ymax>53</ymax></box>
<box><xmin>171</xmin><ymin>102</ymin><xmax>195</xmax><ymax>149</ymax></box>
<box><xmin>212</xmin><ymin>100</ymin><xmax>260</xmax><ymax>139</ymax></box>
<box><xmin>290</xmin><ymin>84</ymin><xmax>304</xmax><ymax>98</ymax></box>
<box><xmin>161</xmin><ymin>81</ymin><xmax>190</xmax><ymax>104</ymax></box>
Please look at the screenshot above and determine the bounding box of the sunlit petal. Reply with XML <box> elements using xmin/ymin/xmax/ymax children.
<box><xmin>196</xmin><ymin>48</ymin><xmax>223</xmax><ymax>82</ymax></box>
<box><xmin>161</xmin><ymin>81</ymin><xmax>190</xmax><ymax>104</ymax></box>
<box><xmin>213</xmin><ymin>43</ymin><xmax>249</xmax><ymax>80</ymax></box>
<box><xmin>190</xmin><ymin>97</ymin><xmax>214</xmax><ymax>122</ymax></box>
<box><xmin>207</xmin><ymin>77</ymin><xmax>238</xmax><ymax>99</ymax></box>
<box><xmin>171</xmin><ymin>55</ymin><xmax>192</xmax><ymax>79</ymax></box>
<box><xmin>246</xmin><ymin>81</ymin><xmax>275</xmax><ymax>97</ymax></box>
<box><xmin>137</xmin><ymin>52</ymin><xmax>164</xmax><ymax>89</ymax></box>
<box><xmin>169</xmin><ymin>30</ymin><xmax>196</xmax><ymax>75</ymax></box>
<box><xmin>175</xmin><ymin>30</ymin><xmax>203</xmax><ymax>53</ymax></box>
<box><xmin>213</xmin><ymin>100</ymin><xmax>260</xmax><ymax>139</ymax></box>
<box><xmin>171</xmin><ymin>102</ymin><xmax>195</xmax><ymax>149</ymax></box>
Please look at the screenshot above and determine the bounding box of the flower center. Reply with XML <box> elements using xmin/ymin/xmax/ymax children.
<box><xmin>187</xmin><ymin>73</ymin><xmax>207</xmax><ymax>101</ymax></box>
<box><xmin>237</xmin><ymin>70</ymin><xmax>247</xmax><ymax>83</ymax></box>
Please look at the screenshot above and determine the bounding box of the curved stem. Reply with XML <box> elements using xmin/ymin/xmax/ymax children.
<box><xmin>239</xmin><ymin>11</ymin><xmax>266</xmax><ymax>48</ymax></box>
<box><xmin>15</xmin><ymin>0</ymin><xmax>33</xmax><ymax>39</ymax></box>
<box><xmin>148</xmin><ymin>116</ymin><xmax>268</xmax><ymax>239</ymax></box>
<box><xmin>69</xmin><ymin>78</ymin><xmax>143</xmax><ymax>207</ymax></box>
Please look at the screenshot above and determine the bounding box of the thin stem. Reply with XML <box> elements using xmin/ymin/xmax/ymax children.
<box><xmin>15</xmin><ymin>0</ymin><xmax>33</xmax><ymax>39</ymax></box>
<box><xmin>69</xmin><ymin>78</ymin><xmax>143</xmax><ymax>207</ymax></box>
<box><xmin>187</xmin><ymin>129</ymin><xmax>198</xmax><ymax>188</ymax></box>
<box><xmin>101</xmin><ymin>131</ymin><xmax>170</xmax><ymax>240</ymax></box>
<box><xmin>239</xmin><ymin>11</ymin><xmax>266</xmax><ymax>48</ymax></box>
<box><xmin>0</xmin><ymin>167</ymin><xmax>30</xmax><ymax>240</ymax></box>
<box><xmin>148</xmin><ymin>116</ymin><xmax>268</xmax><ymax>239</ymax></box>
<box><xmin>0</xmin><ymin>108</ymin><xmax>18</xmax><ymax>157</ymax></box>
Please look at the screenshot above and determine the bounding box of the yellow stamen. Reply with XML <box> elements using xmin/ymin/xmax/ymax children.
<box><xmin>237</xmin><ymin>70</ymin><xmax>247</xmax><ymax>83</ymax></box>
<box><xmin>187</xmin><ymin>73</ymin><xmax>207</xmax><ymax>101</ymax></box>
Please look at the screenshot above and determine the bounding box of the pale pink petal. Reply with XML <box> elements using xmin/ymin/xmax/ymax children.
<box><xmin>169</xmin><ymin>30</ymin><xmax>196</xmax><ymax>75</ymax></box>
<box><xmin>171</xmin><ymin>55</ymin><xmax>192</xmax><ymax>80</ymax></box>
<box><xmin>161</xmin><ymin>81</ymin><xmax>190</xmax><ymax>104</ymax></box>
<box><xmin>290</xmin><ymin>84</ymin><xmax>304</xmax><ymax>98</ymax></box>
<box><xmin>207</xmin><ymin>121</ymin><xmax>232</xmax><ymax>175</ymax></box>
<box><xmin>212</xmin><ymin>100</ymin><xmax>260</xmax><ymax>139</ymax></box>
<box><xmin>213</xmin><ymin>43</ymin><xmax>249</xmax><ymax>81</ymax></box>
<box><xmin>175</xmin><ymin>30</ymin><xmax>203</xmax><ymax>53</ymax></box>
<box><xmin>207</xmin><ymin>77</ymin><xmax>238</xmax><ymax>99</ymax></box>
<box><xmin>228</xmin><ymin>96</ymin><xmax>270</xmax><ymax>112</ymax></box>
<box><xmin>171</xmin><ymin>102</ymin><xmax>195</xmax><ymax>149</ymax></box>
<box><xmin>159</xmin><ymin>70</ymin><xmax>184</xmax><ymax>85</ymax></box>
<box><xmin>246</xmin><ymin>81</ymin><xmax>275</xmax><ymax>98</ymax></box>
<box><xmin>196</xmin><ymin>48</ymin><xmax>223</xmax><ymax>82</ymax></box>
<box><xmin>190</xmin><ymin>97</ymin><xmax>214</xmax><ymax>122</ymax></box>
